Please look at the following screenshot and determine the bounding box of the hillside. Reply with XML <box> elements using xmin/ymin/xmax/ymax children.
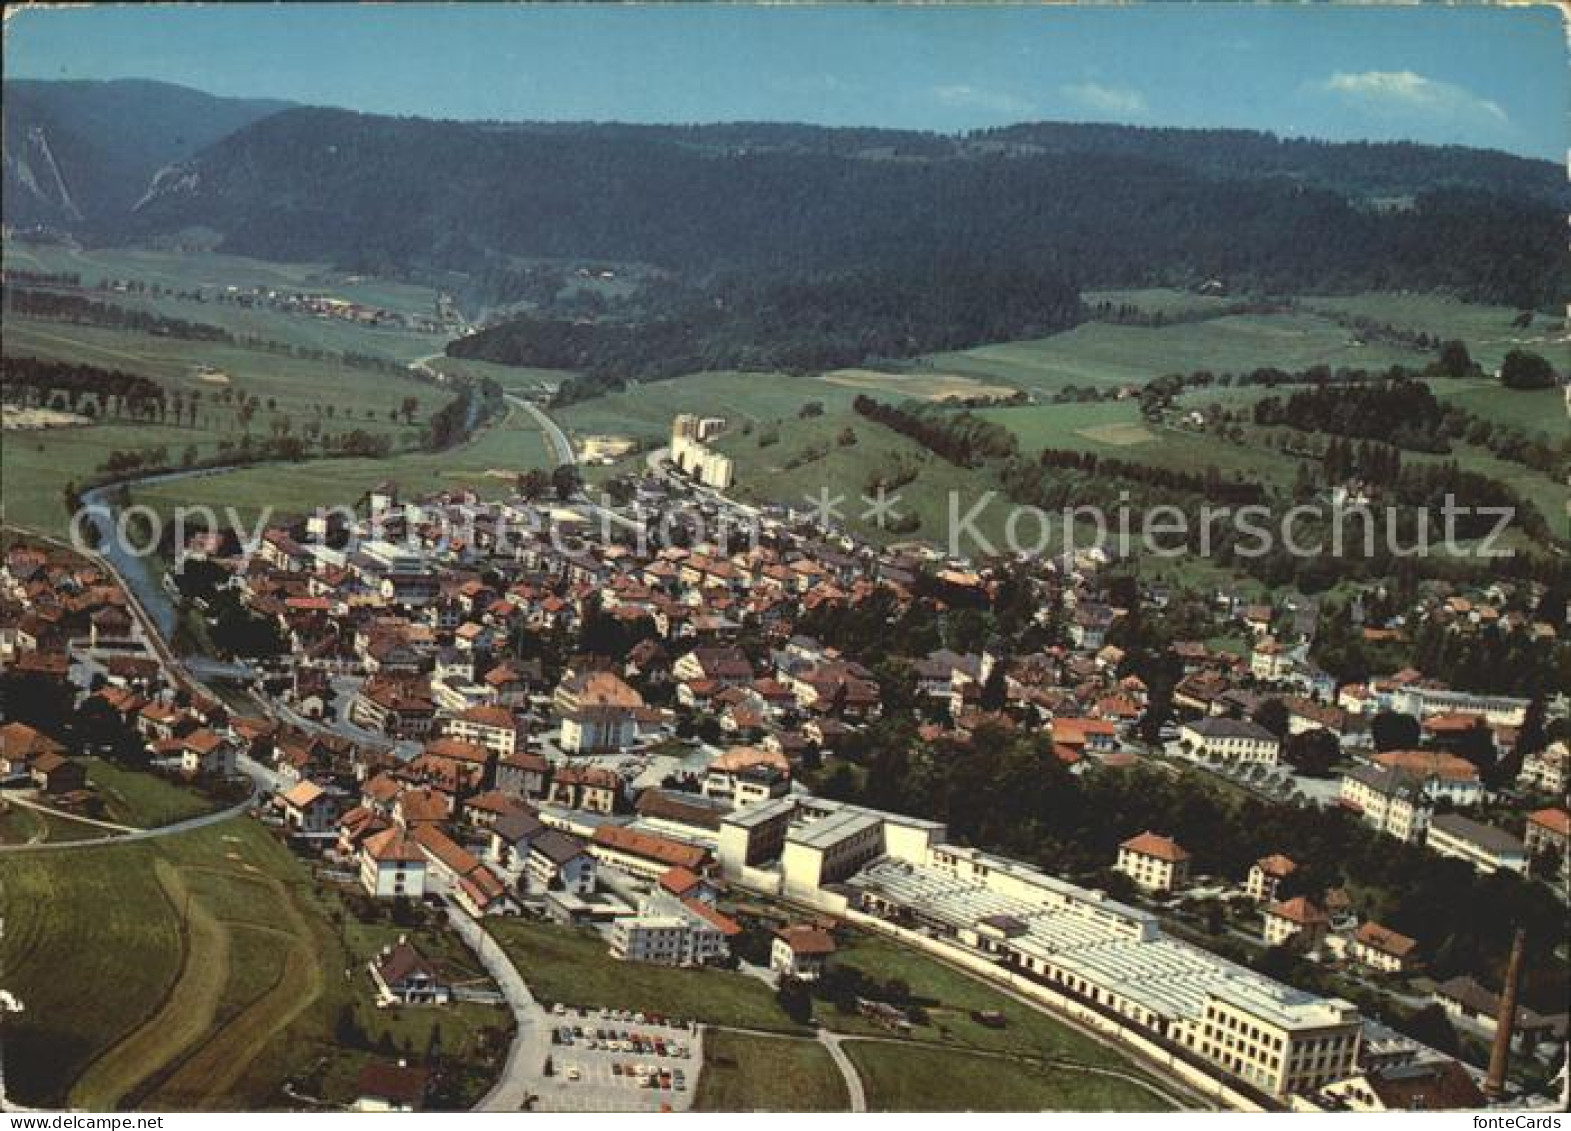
<box><xmin>1</xmin><ymin>79</ymin><xmax>291</xmax><ymax>234</ymax></box>
<box><xmin>124</xmin><ymin>107</ymin><xmax>1568</xmax><ymax>309</ymax></box>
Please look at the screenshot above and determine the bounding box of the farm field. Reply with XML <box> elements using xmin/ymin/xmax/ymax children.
<box><xmin>1432</xmin><ymin>381</ymin><xmax>1566</xmax><ymax>442</ymax></box>
<box><xmin>817</xmin><ymin>367</ymin><xmax>1017</xmax><ymax>402</ymax></box>
<box><xmin>4</xmin><ymin>240</ymin><xmax>446</xmax><ymax>321</ymax></box>
<box><xmin>927</xmin><ymin>312</ymin><xmax>1426</xmax><ymax>394</ymax></box>
<box><xmin>485</xmin><ymin>917</ymin><xmax>807</xmax><ymax>1033</ymax></box>
<box><xmin>127</xmin><ymin>394</ymin><xmax>554</xmax><ymax>526</ymax></box>
<box><xmin>846</xmin><ymin>1041</ymin><xmax>1176</xmax><ymax>1112</ymax></box>
<box><xmin>1294</xmin><ymin>292</ymin><xmax>1565</xmax><ymax>371</ymax></box>
<box><xmin>559</xmin><ymin>369</ymin><xmax>864</xmax><ymax>444</ymax></box>
<box><xmin>0</xmin><ymin>816</ymin><xmax>508</xmax><ymax>1110</ymax></box>
<box><xmin>693</xmin><ymin>1030</ymin><xmax>849</xmax><ymax>1111</ymax></box>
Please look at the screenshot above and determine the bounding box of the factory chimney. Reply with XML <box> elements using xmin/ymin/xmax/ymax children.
<box><xmin>1484</xmin><ymin>928</ymin><xmax>1527</xmax><ymax>1100</ymax></box>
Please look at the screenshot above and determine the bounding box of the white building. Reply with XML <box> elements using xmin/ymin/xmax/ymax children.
<box><xmin>359</xmin><ymin>827</ymin><xmax>429</xmax><ymax>899</ymax></box>
<box><xmin>771</xmin><ymin>925</ymin><xmax>836</xmax><ymax>981</ymax></box>
<box><xmin>1180</xmin><ymin>717</ymin><xmax>1281</xmax><ymax>765</ymax></box>
<box><xmin>609</xmin><ymin>893</ymin><xmax>734</xmax><ymax>967</ymax></box>
<box><xmin>1116</xmin><ymin>832</ymin><xmax>1192</xmax><ymax>893</ymax></box>
<box><xmin>1339</xmin><ymin>767</ymin><xmax>1431</xmax><ymax>843</ymax></box>
<box><xmin>1424</xmin><ymin>814</ymin><xmax>1527</xmax><ymax>875</ymax></box>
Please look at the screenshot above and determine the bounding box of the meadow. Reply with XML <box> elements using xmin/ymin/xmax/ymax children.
<box><xmin>0</xmin><ymin>816</ymin><xmax>508</xmax><ymax>1110</ymax></box>
<box><xmin>126</xmin><ymin>394</ymin><xmax>554</xmax><ymax>526</ymax></box>
<box><xmin>845</xmin><ymin>1042</ymin><xmax>1176</xmax><ymax>1112</ymax></box>
<box><xmin>693</xmin><ymin>1031</ymin><xmax>848</xmax><ymax>1111</ymax></box>
<box><xmin>926</xmin><ymin>311</ymin><xmax>1426</xmax><ymax>394</ymax></box>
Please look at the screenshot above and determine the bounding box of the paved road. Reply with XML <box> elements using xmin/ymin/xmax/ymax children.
<box><xmin>819</xmin><ymin>1030</ymin><xmax>868</xmax><ymax>1112</ymax></box>
<box><xmin>446</xmin><ymin>909</ymin><xmax>553</xmax><ymax>1112</ymax></box>
<box><xmin>0</xmin><ymin>783</ymin><xmax>258</xmax><ymax>855</ymax></box>
<box><xmin>507</xmin><ymin>395</ymin><xmax>575</xmax><ymax>468</ymax></box>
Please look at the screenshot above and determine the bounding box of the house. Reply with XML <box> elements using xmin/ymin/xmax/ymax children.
<box><xmin>1424</xmin><ymin>814</ymin><xmax>1527</xmax><ymax>875</ymax></box>
<box><xmin>278</xmin><ymin>779</ymin><xmax>337</xmax><ymax>836</ymax></box>
<box><xmin>1115</xmin><ymin>831</ymin><xmax>1191</xmax><ymax>893</ymax></box>
<box><xmin>354</xmin><ymin>1061</ymin><xmax>428</xmax><ymax>1113</ymax></box>
<box><xmin>1517</xmin><ymin>742</ymin><xmax>1568</xmax><ymax>796</ymax></box>
<box><xmin>178</xmin><ymin>729</ymin><xmax>236</xmax><ymax>777</ymax></box>
<box><xmin>1371</xmin><ymin>750</ymin><xmax>1483</xmax><ymax>808</ymax></box>
<box><xmin>444</xmin><ymin>705</ymin><xmax>522</xmax><ymax>758</ymax></box>
<box><xmin>526</xmin><ymin>829</ymin><xmax>597</xmax><ymax>895</ymax></box>
<box><xmin>487</xmin><ymin>807</ymin><xmax>546</xmax><ymax>879</ymax></box>
<box><xmin>0</xmin><ymin>721</ymin><xmax>66</xmax><ymax>780</ymax></box>
<box><xmin>29</xmin><ymin>751</ymin><xmax>86</xmax><ymax>795</ymax></box>
<box><xmin>701</xmin><ymin>745</ymin><xmax>791</xmax><ymax>809</ymax></box>
<box><xmin>1321</xmin><ymin>1059</ymin><xmax>1485</xmax><ymax>1112</ymax></box>
<box><xmin>546</xmin><ymin>766</ymin><xmax>622</xmax><ymax>814</ymax></box>
<box><xmin>1180</xmin><ymin>717</ymin><xmax>1280</xmax><ymax>764</ymax></box>
<box><xmin>1263</xmin><ymin>896</ymin><xmax>1329</xmax><ymax>950</ymax></box>
<box><xmin>495</xmin><ymin>750</ymin><xmax>550</xmax><ymax>800</ymax></box>
<box><xmin>359</xmin><ymin>827</ymin><xmax>428</xmax><ymax>899</ymax></box>
<box><xmin>1050</xmin><ymin>717</ymin><xmax>1119</xmax><ymax>765</ymax></box>
<box><xmin>1250</xmin><ymin>637</ymin><xmax>1293</xmax><ymax>681</ymax></box>
<box><xmin>1339</xmin><ymin>766</ymin><xmax>1432</xmax><ymax>843</ymax></box>
<box><xmin>369</xmin><ymin>939</ymin><xmax>450</xmax><ymax>1005</ymax></box>
<box><xmin>1431</xmin><ymin>976</ymin><xmax>1557</xmax><ymax>1050</ymax></box>
<box><xmin>771</xmin><ymin>924</ymin><xmax>837</xmax><ymax>981</ymax></box>
<box><xmin>1351</xmin><ymin>922</ymin><xmax>1419</xmax><ymax>975</ymax></box>
<box><xmin>1523</xmin><ymin>807</ymin><xmax>1569</xmax><ymax>867</ymax></box>
<box><xmin>1246</xmin><ymin>854</ymin><xmax>1297</xmax><ymax>903</ymax></box>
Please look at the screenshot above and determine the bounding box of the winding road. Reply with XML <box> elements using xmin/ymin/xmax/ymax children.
<box><xmin>506</xmin><ymin>394</ymin><xmax>575</xmax><ymax>468</ymax></box>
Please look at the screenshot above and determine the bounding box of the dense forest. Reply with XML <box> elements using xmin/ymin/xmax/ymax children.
<box><xmin>452</xmin><ymin>259</ymin><xmax>1083</xmax><ymax>396</ymax></box>
<box><xmin>125</xmin><ymin>107</ymin><xmax>1567</xmax><ymax>310</ymax></box>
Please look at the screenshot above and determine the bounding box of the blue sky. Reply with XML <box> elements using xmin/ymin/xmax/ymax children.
<box><xmin>5</xmin><ymin>4</ymin><xmax>1565</xmax><ymax>159</ymax></box>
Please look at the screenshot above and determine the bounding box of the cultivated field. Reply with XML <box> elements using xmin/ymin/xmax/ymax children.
<box><xmin>928</xmin><ymin>312</ymin><xmax>1426</xmax><ymax>394</ymax></box>
<box><xmin>127</xmin><ymin>394</ymin><xmax>554</xmax><ymax>526</ymax></box>
<box><xmin>817</xmin><ymin>367</ymin><xmax>1016</xmax><ymax>402</ymax></box>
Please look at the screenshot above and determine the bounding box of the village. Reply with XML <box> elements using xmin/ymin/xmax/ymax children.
<box><xmin>2</xmin><ymin>419</ymin><xmax>1566</xmax><ymax>1113</ymax></box>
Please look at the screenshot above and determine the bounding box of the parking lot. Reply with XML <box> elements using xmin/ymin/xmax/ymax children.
<box><xmin>538</xmin><ymin>1002</ymin><xmax>703</xmax><ymax>1112</ymax></box>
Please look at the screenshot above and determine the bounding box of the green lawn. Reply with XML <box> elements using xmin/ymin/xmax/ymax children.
<box><xmin>694</xmin><ymin>1030</ymin><xmax>849</xmax><ymax>1111</ymax></box>
<box><xmin>84</xmin><ymin>758</ymin><xmax>219</xmax><ymax>828</ymax></box>
<box><xmin>486</xmin><ymin>917</ymin><xmax>806</xmax><ymax>1032</ymax></box>
<box><xmin>847</xmin><ymin>1041</ymin><xmax>1176</xmax><ymax>1112</ymax></box>
<box><xmin>824</xmin><ymin>934</ymin><xmax>1124</xmax><ymax>1063</ymax></box>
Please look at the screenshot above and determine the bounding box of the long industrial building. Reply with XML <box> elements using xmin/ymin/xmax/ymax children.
<box><xmin>717</xmin><ymin>796</ymin><xmax>1362</xmax><ymax>1102</ymax></box>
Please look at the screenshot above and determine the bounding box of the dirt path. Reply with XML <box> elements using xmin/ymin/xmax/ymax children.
<box><xmin>69</xmin><ymin>860</ymin><xmax>231</xmax><ymax>1109</ymax></box>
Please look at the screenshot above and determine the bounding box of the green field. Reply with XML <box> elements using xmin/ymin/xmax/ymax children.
<box><xmin>485</xmin><ymin>917</ymin><xmax>806</xmax><ymax>1032</ymax></box>
<box><xmin>429</xmin><ymin>355</ymin><xmax>572</xmax><ymax>393</ymax></box>
<box><xmin>824</xmin><ymin>934</ymin><xmax>1127</xmax><ymax>1063</ymax></box>
<box><xmin>127</xmin><ymin>394</ymin><xmax>554</xmax><ymax>526</ymax></box>
<box><xmin>0</xmin><ymin>799</ymin><xmax>116</xmax><ymax>845</ymax></box>
<box><xmin>846</xmin><ymin>1041</ymin><xmax>1176</xmax><ymax>1112</ymax></box>
<box><xmin>84</xmin><ymin>758</ymin><xmax>220</xmax><ymax>828</ymax></box>
<box><xmin>694</xmin><ymin>1031</ymin><xmax>849</xmax><ymax>1111</ymax></box>
<box><xmin>0</xmin><ymin>816</ymin><xmax>508</xmax><ymax>1110</ymax></box>
<box><xmin>1295</xmin><ymin>292</ymin><xmax>1565</xmax><ymax>371</ymax></box>
<box><xmin>4</xmin><ymin>241</ymin><xmax>446</xmax><ymax>321</ymax></box>
<box><xmin>559</xmin><ymin>369</ymin><xmax>865</xmax><ymax>443</ymax></box>
<box><xmin>1433</xmin><ymin>380</ymin><xmax>1567</xmax><ymax>442</ymax></box>
<box><xmin>927</xmin><ymin>313</ymin><xmax>1426</xmax><ymax>394</ymax></box>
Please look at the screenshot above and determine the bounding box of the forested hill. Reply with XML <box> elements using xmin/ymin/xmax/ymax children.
<box><xmin>126</xmin><ymin>107</ymin><xmax>1568</xmax><ymax>308</ymax></box>
<box><xmin>2</xmin><ymin>79</ymin><xmax>292</xmax><ymax>233</ymax></box>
